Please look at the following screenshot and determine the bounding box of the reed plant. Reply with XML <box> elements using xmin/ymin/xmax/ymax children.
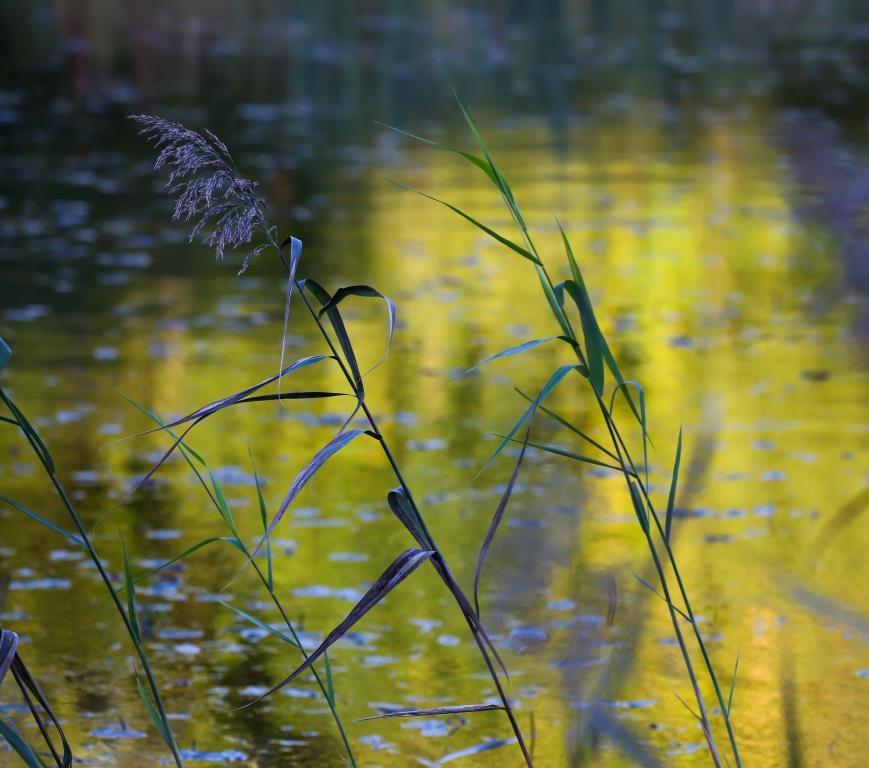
<box><xmin>0</xmin><ymin>98</ymin><xmax>745</xmax><ymax>767</ymax></box>
<box><xmin>387</xmin><ymin>94</ymin><xmax>743</xmax><ymax>767</ymax></box>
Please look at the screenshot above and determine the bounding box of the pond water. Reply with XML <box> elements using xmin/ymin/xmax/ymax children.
<box><xmin>1</xmin><ymin>4</ymin><xmax>867</xmax><ymax>767</ymax></box>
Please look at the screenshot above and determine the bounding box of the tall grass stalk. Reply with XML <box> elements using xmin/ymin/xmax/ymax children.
<box><xmin>131</xmin><ymin>116</ymin><xmax>533</xmax><ymax>765</ymax></box>
<box><xmin>390</xmin><ymin>96</ymin><xmax>743</xmax><ymax>767</ymax></box>
<box><xmin>0</xmin><ymin>386</ymin><xmax>184</xmax><ymax>767</ymax></box>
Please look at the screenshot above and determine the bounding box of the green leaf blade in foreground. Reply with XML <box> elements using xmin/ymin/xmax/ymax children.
<box><xmin>121</xmin><ymin>541</ymin><xmax>141</xmax><ymax>645</ymax></box>
<box><xmin>563</xmin><ymin>280</ymin><xmax>604</xmax><ymax>396</ymax></box>
<box><xmin>0</xmin><ymin>496</ymin><xmax>84</xmax><ymax>547</ymax></box>
<box><xmin>0</xmin><ymin>720</ymin><xmax>47</xmax><ymax>768</ymax></box>
<box><xmin>249</xmin><ymin>429</ymin><xmax>368</xmax><ymax>564</ymax></box>
<box><xmin>136</xmin><ymin>675</ymin><xmax>173</xmax><ymax>749</ymax></box>
<box><xmin>461</xmin><ymin>337</ymin><xmax>560</xmax><ymax>376</ymax></box>
<box><xmin>481</xmin><ymin>364</ymin><xmax>577</xmax><ymax>471</ymax></box>
<box><xmin>0</xmin><ymin>337</ymin><xmax>10</xmax><ymax>371</ymax></box>
<box><xmin>220</xmin><ymin>601</ymin><xmax>300</xmax><ymax>648</ymax></box>
<box><xmin>391</xmin><ymin>182</ymin><xmax>539</xmax><ymax>265</ymax></box>
<box><xmin>128</xmin><ymin>537</ymin><xmax>245</xmax><ymax>585</ymax></box>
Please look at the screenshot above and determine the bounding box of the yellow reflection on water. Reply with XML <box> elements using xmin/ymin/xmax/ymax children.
<box><xmin>1</xmin><ymin>108</ymin><xmax>866</xmax><ymax>766</ymax></box>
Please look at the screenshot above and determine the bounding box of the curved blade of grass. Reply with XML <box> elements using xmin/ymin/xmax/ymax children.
<box><xmin>609</xmin><ymin>380</ymin><xmax>649</xmax><ymax>483</ymax></box>
<box><xmin>209</xmin><ymin>470</ymin><xmax>238</xmax><ymax>537</ymax></box>
<box><xmin>136</xmin><ymin>673</ymin><xmax>173</xmax><ymax>750</ymax></box>
<box><xmin>557</xmin><ymin>220</ymin><xmax>642</xmax><ymax>425</ymax></box>
<box><xmin>0</xmin><ymin>629</ymin><xmax>18</xmax><ymax>685</ymax></box>
<box><xmin>480</xmin><ymin>364</ymin><xmax>577</xmax><ymax>472</ymax></box>
<box><xmin>727</xmin><ymin>653</ymin><xmax>740</xmax><ymax>716</ymax></box>
<box><xmin>129</xmin><ymin>354</ymin><xmax>332</xmax><ymax>436</ymax></box>
<box><xmin>514</xmin><ymin>389</ymin><xmax>619</xmax><ymax>461</ymax></box>
<box><xmin>301</xmin><ymin>279</ymin><xmax>365</xmax><ymax>397</ymax></box>
<box><xmin>378</xmin><ymin>123</ymin><xmax>499</xmax><ymax>186</ymax></box>
<box><xmin>323</xmin><ymin>650</ymin><xmax>335</xmax><ymax>707</ymax></box>
<box><xmin>121</xmin><ymin>541</ymin><xmax>141</xmax><ymax>644</ymax></box>
<box><xmin>276</xmin><ymin>236</ymin><xmax>303</xmax><ymax>395</ymax></box>
<box><xmin>496</xmin><ymin>436</ymin><xmax>630</xmax><ymax>475</ymax></box>
<box><xmin>0</xmin><ymin>337</ymin><xmax>10</xmax><ymax>371</ymax></box>
<box><xmin>249</xmin><ymin>449</ymin><xmax>273</xmax><ymax>591</ymax></box>
<box><xmin>665</xmin><ymin>427</ymin><xmax>682</xmax><ymax>543</ymax></box>
<box><xmin>390</xmin><ymin>181</ymin><xmax>539</xmax><ymax>265</ymax></box>
<box><xmin>1</xmin><ymin>392</ymin><xmax>54</xmax><ymax>475</ymax></box>
<box><xmin>628</xmin><ymin>481</ymin><xmax>649</xmax><ymax>535</ymax></box>
<box><xmin>219</xmin><ymin>601</ymin><xmax>300</xmax><ymax>648</ymax></box>
<box><xmin>439</xmin><ymin>736</ymin><xmax>517</xmax><ymax>765</ymax></box>
<box><xmin>317</xmin><ymin>284</ymin><xmax>396</xmax><ymax>370</ymax></box>
<box><xmin>360</xmin><ymin>703</ymin><xmax>504</xmax><ymax>721</ymax></box>
<box><xmin>474</xmin><ymin>430</ymin><xmax>529</xmax><ymax>617</ymax></box>
<box><xmin>562</xmin><ymin>280</ymin><xmax>604</xmax><ymax>396</ymax></box>
<box><xmin>242</xmin><ymin>548</ymin><xmax>434</xmax><ymax>704</ymax></box>
<box><xmin>0</xmin><ymin>720</ymin><xmax>47</xmax><ymax>768</ymax></box>
<box><xmin>460</xmin><ymin>337</ymin><xmax>561</xmax><ymax>377</ymax></box>
<box><xmin>0</xmin><ymin>496</ymin><xmax>83</xmax><ymax>547</ymax></box>
<box><xmin>247</xmin><ymin>429</ymin><xmax>368</xmax><ymax>566</ymax></box>
<box><xmin>124</xmin><ymin>537</ymin><xmax>245</xmax><ymax>585</ymax></box>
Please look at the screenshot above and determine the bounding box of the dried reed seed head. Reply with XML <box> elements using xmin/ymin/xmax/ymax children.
<box><xmin>130</xmin><ymin>114</ymin><xmax>270</xmax><ymax>271</ymax></box>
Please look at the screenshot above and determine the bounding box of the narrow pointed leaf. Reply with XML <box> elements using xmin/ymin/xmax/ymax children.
<box><xmin>249</xmin><ymin>449</ymin><xmax>273</xmax><ymax>591</ymax></box>
<box><xmin>496</xmin><ymin>436</ymin><xmax>628</xmax><ymax>475</ymax></box>
<box><xmin>474</xmin><ymin>430</ymin><xmax>529</xmax><ymax>617</ymax></box>
<box><xmin>0</xmin><ymin>391</ymin><xmax>54</xmax><ymax>475</ymax></box>
<box><xmin>628</xmin><ymin>481</ymin><xmax>649</xmax><ymax>535</ymax></box>
<box><xmin>323</xmin><ymin>651</ymin><xmax>335</xmax><ymax>707</ymax></box>
<box><xmin>275</xmin><ymin>236</ymin><xmax>303</xmax><ymax>392</ymax></box>
<box><xmin>481</xmin><ymin>364</ymin><xmax>577</xmax><ymax>472</ymax></box>
<box><xmin>301</xmin><ymin>279</ymin><xmax>365</xmax><ymax>397</ymax></box>
<box><xmin>665</xmin><ymin>427</ymin><xmax>682</xmax><ymax>543</ymax></box>
<box><xmin>727</xmin><ymin>652</ymin><xmax>740</xmax><ymax>716</ymax></box>
<box><xmin>514</xmin><ymin>389</ymin><xmax>619</xmax><ymax>461</ymax></box>
<box><xmin>0</xmin><ymin>720</ymin><xmax>46</xmax><ymax>768</ymax></box>
<box><xmin>249</xmin><ymin>429</ymin><xmax>367</xmax><ymax>564</ymax></box>
<box><xmin>563</xmin><ymin>280</ymin><xmax>604</xmax><ymax>396</ymax></box>
<box><xmin>378</xmin><ymin>123</ymin><xmax>500</xmax><ymax>186</ymax></box>
<box><xmin>121</xmin><ymin>541</ymin><xmax>141</xmax><ymax>644</ymax></box>
<box><xmin>209</xmin><ymin>471</ymin><xmax>238</xmax><ymax>537</ymax></box>
<box><xmin>391</xmin><ymin>182</ymin><xmax>539</xmax><ymax>265</ymax></box>
<box><xmin>244</xmin><ymin>548</ymin><xmax>434</xmax><ymax>703</ymax></box>
<box><xmin>125</xmin><ymin>537</ymin><xmax>245</xmax><ymax>585</ymax></box>
<box><xmin>129</xmin><ymin>354</ymin><xmax>331</xmax><ymax>436</ymax></box>
<box><xmin>0</xmin><ymin>337</ymin><xmax>10</xmax><ymax>371</ymax></box>
<box><xmin>220</xmin><ymin>601</ymin><xmax>300</xmax><ymax>648</ymax></box>
<box><xmin>558</xmin><ymin>220</ymin><xmax>643</xmax><ymax>425</ymax></box>
<box><xmin>0</xmin><ymin>496</ymin><xmax>83</xmax><ymax>547</ymax></box>
<box><xmin>136</xmin><ymin>675</ymin><xmax>173</xmax><ymax>749</ymax></box>
<box><xmin>360</xmin><ymin>703</ymin><xmax>503</xmax><ymax>721</ymax></box>
<box><xmin>317</xmin><ymin>284</ymin><xmax>397</xmax><ymax>367</ymax></box>
<box><xmin>462</xmin><ymin>337</ymin><xmax>559</xmax><ymax>376</ymax></box>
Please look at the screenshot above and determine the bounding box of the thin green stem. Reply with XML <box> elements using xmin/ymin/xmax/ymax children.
<box><xmin>0</xmin><ymin>389</ymin><xmax>184</xmax><ymax>768</ymax></box>
<box><xmin>268</xmin><ymin>241</ymin><xmax>532</xmax><ymax>766</ymax></box>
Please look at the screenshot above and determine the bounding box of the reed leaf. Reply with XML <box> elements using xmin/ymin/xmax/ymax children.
<box><xmin>474</xmin><ymin>430</ymin><xmax>529</xmax><ymax>617</ymax></box>
<box><xmin>360</xmin><ymin>703</ymin><xmax>504</xmax><ymax>721</ymax></box>
<box><xmin>243</xmin><ymin>548</ymin><xmax>434</xmax><ymax>703</ymax></box>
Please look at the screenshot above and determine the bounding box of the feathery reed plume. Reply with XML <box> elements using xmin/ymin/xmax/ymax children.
<box><xmin>130</xmin><ymin>115</ymin><xmax>271</xmax><ymax>272</ymax></box>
